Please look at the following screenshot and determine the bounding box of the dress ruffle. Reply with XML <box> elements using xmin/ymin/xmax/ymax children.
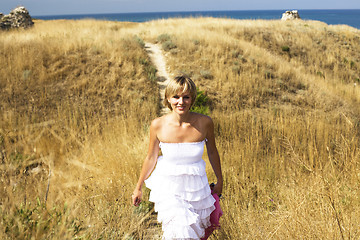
<box><xmin>152</xmin><ymin>156</ymin><xmax>207</xmax><ymax>176</ymax></box>
<box><xmin>145</xmin><ymin>142</ymin><xmax>216</xmax><ymax>240</ymax></box>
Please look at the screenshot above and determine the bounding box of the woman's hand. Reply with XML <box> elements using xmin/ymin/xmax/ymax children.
<box><xmin>132</xmin><ymin>189</ymin><xmax>142</xmax><ymax>206</ymax></box>
<box><xmin>210</xmin><ymin>182</ymin><xmax>223</xmax><ymax>197</ymax></box>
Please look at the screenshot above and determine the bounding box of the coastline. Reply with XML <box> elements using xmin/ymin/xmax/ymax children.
<box><xmin>33</xmin><ymin>9</ymin><xmax>360</xmax><ymax>29</ymax></box>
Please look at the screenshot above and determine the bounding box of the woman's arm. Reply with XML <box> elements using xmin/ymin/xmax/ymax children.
<box><xmin>132</xmin><ymin>119</ymin><xmax>160</xmax><ymax>206</ymax></box>
<box><xmin>205</xmin><ymin>117</ymin><xmax>223</xmax><ymax>196</ymax></box>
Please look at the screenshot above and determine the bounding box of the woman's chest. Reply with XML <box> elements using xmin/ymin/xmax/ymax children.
<box><xmin>158</xmin><ymin>124</ymin><xmax>205</xmax><ymax>143</ymax></box>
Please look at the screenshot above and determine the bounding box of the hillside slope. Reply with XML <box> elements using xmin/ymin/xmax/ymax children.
<box><xmin>1</xmin><ymin>18</ymin><xmax>359</xmax><ymax>239</ymax></box>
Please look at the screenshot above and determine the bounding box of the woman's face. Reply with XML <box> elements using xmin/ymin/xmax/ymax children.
<box><xmin>168</xmin><ymin>90</ymin><xmax>192</xmax><ymax>114</ymax></box>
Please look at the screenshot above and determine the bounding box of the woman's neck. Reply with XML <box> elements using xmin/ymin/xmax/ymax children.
<box><xmin>170</xmin><ymin>111</ymin><xmax>192</xmax><ymax>125</ymax></box>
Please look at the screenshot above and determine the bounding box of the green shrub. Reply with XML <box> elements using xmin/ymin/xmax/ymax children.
<box><xmin>316</xmin><ymin>71</ymin><xmax>325</xmax><ymax>78</ymax></box>
<box><xmin>350</xmin><ymin>60</ymin><xmax>355</xmax><ymax>69</ymax></box>
<box><xmin>231</xmin><ymin>50</ymin><xmax>241</xmax><ymax>58</ymax></box>
<box><xmin>133</xmin><ymin>201</ymin><xmax>154</xmax><ymax>215</ymax></box>
<box><xmin>157</xmin><ymin>34</ymin><xmax>177</xmax><ymax>51</ymax></box>
<box><xmin>22</xmin><ymin>69</ymin><xmax>32</xmax><ymax>81</ymax></box>
<box><xmin>162</xmin><ymin>40</ymin><xmax>177</xmax><ymax>51</ymax></box>
<box><xmin>157</xmin><ymin>34</ymin><xmax>171</xmax><ymax>43</ymax></box>
<box><xmin>139</xmin><ymin>57</ymin><xmax>157</xmax><ymax>82</ymax></box>
<box><xmin>199</xmin><ymin>70</ymin><xmax>213</xmax><ymax>79</ymax></box>
<box><xmin>281</xmin><ymin>46</ymin><xmax>290</xmax><ymax>52</ymax></box>
<box><xmin>191</xmin><ymin>89</ymin><xmax>210</xmax><ymax>115</ymax></box>
<box><xmin>232</xmin><ymin>65</ymin><xmax>241</xmax><ymax>74</ymax></box>
<box><xmin>192</xmin><ymin>39</ymin><xmax>200</xmax><ymax>45</ymax></box>
<box><xmin>133</xmin><ymin>35</ymin><xmax>145</xmax><ymax>48</ymax></box>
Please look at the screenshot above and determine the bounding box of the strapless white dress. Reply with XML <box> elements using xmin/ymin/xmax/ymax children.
<box><xmin>145</xmin><ymin>140</ymin><xmax>215</xmax><ymax>240</ymax></box>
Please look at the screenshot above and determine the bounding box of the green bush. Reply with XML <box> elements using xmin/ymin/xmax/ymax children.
<box><xmin>199</xmin><ymin>70</ymin><xmax>213</xmax><ymax>79</ymax></box>
<box><xmin>133</xmin><ymin>35</ymin><xmax>145</xmax><ymax>48</ymax></box>
<box><xmin>157</xmin><ymin>34</ymin><xmax>177</xmax><ymax>51</ymax></box>
<box><xmin>281</xmin><ymin>46</ymin><xmax>290</xmax><ymax>52</ymax></box>
<box><xmin>192</xmin><ymin>39</ymin><xmax>200</xmax><ymax>45</ymax></box>
<box><xmin>316</xmin><ymin>71</ymin><xmax>325</xmax><ymax>78</ymax></box>
<box><xmin>157</xmin><ymin>34</ymin><xmax>171</xmax><ymax>43</ymax></box>
<box><xmin>231</xmin><ymin>50</ymin><xmax>242</xmax><ymax>58</ymax></box>
<box><xmin>191</xmin><ymin>89</ymin><xmax>210</xmax><ymax>115</ymax></box>
<box><xmin>232</xmin><ymin>65</ymin><xmax>241</xmax><ymax>74</ymax></box>
<box><xmin>162</xmin><ymin>40</ymin><xmax>177</xmax><ymax>51</ymax></box>
<box><xmin>350</xmin><ymin>60</ymin><xmax>355</xmax><ymax>69</ymax></box>
<box><xmin>139</xmin><ymin>57</ymin><xmax>157</xmax><ymax>82</ymax></box>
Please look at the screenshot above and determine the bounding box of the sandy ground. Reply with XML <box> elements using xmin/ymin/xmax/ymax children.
<box><xmin>145</xmin><ymin>42</ymin><xmax>172</xmax><ymax>115</ymax></box>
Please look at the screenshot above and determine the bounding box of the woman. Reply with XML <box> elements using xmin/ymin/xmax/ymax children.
<box><xmin>132</xmin><ymin>75</ymin><xmax>223</xmax><ymax>239</ymax></box>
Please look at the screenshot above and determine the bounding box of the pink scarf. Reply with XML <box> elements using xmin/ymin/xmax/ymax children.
<box><xmin>201</xmin><ymin>193</ymin><xmax>223</xmax><ymax>240</ymax></box>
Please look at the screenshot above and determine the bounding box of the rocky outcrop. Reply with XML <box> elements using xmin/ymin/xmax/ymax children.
<box><xmin>0</xmin><ymin>6</ymin><xmax>34</xmax><ymax>30</ymax></box>
<box><xmin>281</xmin><ymin>10</ymin><xmax>301</xmax><ymax>21</ymax></box>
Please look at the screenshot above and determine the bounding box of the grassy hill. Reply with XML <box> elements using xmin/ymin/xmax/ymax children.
<box><xmin>1</xmin><ymin>18</ymin><xmax>359</xmax><ymax>239</ymax></box>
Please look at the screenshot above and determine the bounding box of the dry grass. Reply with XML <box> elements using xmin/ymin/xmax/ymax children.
<box><xmin>1</xmin><ymin>17</ymin><xmax>360</xmax><ymax>239</ymax></box>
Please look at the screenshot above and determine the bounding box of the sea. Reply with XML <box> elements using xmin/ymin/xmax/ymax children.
<box><xmin>34</xmin><ymin>9</ymin><xmax>360</xmax><ymax>30</ymax></box>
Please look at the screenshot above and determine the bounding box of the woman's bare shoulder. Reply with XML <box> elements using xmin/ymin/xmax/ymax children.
<box><xmin>151</xmin><ymin>116</ymin><xmax>163</xmax><ymax>129</ymax></box>
<box><xmin>191</xmin><ymin>112</ymin><xmax>213</xmax><ymax>125</ymax></box>
<box><xmin>150</xmin><ymin>114</ymin><xmax>170</xmax><ymax>129</ymax></box>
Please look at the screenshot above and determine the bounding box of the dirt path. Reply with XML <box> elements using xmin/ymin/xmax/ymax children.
<box><xmin>122</xmin><ymin>43</ymin><xmax>171</xmax><ymax>239</ymax></box>
<box><xmin>145</xmin><ymin>42</ymin><xmax>171</xmax><ymax>115</ymax></box>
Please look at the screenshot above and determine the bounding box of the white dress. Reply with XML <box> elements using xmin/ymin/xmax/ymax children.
<box><xmin>145</xmin><ymin>140</ymin><xmax>216</xmax><ymax>240</ymax></box>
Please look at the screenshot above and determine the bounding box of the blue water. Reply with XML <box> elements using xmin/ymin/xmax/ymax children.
<box><xmin>35</xmin><ymin>9</ymin><xmax>360</xmax><ymax>29</ymax></box>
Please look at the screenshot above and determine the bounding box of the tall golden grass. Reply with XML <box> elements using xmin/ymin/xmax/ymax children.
<box><xmin>1</xmin><ymin>18</ymin><xmax>359</xmax><ymax>239</ymax></box>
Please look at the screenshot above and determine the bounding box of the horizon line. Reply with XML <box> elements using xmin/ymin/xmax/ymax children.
<box><xmin>32</xmin><ymin>8</ymin><xmax>360</xmax><ymax>17</ymax></box>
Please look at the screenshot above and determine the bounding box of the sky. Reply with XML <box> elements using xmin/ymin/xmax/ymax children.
<box><xmin>1</xmin><ymin>0</ymin><xmax>360</xmax><ymax>16</ymax></box>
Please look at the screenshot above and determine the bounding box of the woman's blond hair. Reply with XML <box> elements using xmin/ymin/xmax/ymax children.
<box><xmin>163</xmin><ymin>75</ymin><xmax>197</xmax><ymax>110</ymax></box>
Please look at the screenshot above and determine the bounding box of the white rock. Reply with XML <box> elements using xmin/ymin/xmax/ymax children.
<box><xmin>1</xmin><ymin>6</ymin><xmax>34</xmax><ymax>30</ymax></box>
<box><xmin>281</xmin><ymin>10</ymin><xmax>301</xmax><ymax>21</ymax></box>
